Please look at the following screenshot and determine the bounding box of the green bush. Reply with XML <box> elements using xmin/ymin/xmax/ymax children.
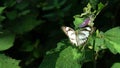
<box><xmin>0</xmin><ymin>0</ymin><xmax>120</xmax><ymax>68</ymax></box>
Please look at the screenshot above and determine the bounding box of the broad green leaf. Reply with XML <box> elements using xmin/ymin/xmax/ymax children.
<box><xmin>7</xmin><ymin>16</ymin><xmax>43</xmax><ymax>34</ymax></box>
<box><xmin>0</xmin><ymin>32</ymin><xmax>15</xmax><ymax>51</ymax></box>
<box><xmin>73</xmin><ymin>15</ymin><xmax>84</xmax><ymax>28</ymax></box>
<box><xmin>0</xmin><ymin>16</ymin><xmax>6</xmax><ymax>22</ymax></box>
<box><xmin>4</xmin><ymin>0</ymin><xmax>16</xmax><ymax>7</ymax></box>
<box><xmin>56</xmin><ymin>46</ymin><xmax>82</xmax><ymax>68</ymax></box>
<box><xmin>0</xmin><ymin>7</ymin><xmax>6</xmax><ymax>14</ymax></box>
<box><xmin>20</xmin><ymin>41</ymin><xmax>34</xmax><ymax>52</ymax></box>
<box><xmin>0</xmin><ymin>54</ymin><xmax>20</xmax><ymax>68</ymax></box>
<box><xmin>15</xmin><ymin>1</ymin><xmax>29</xmax><ymax>10</ymax></box>
<box><xmin>39</xmin><ymin>53</ymin><xmax>59</xmax><ymax>68</ymax></box>
<box><xmin>58</xmin><ymin>0</ymin><xmax>67</xmax><ymax>6</ymax></box>
<box><xmin>39</xmin><ymin>41</ymin><xmax>67</xmax><ymax>68</ymax></box>
<box><xmin>104</xmin><ymin>39</ymin><xmax>117</xmax><ymax>54</ymax></box>
<box><xmin>104</xmin><ymin>27</ymin><xmax>120</xmax><ymax>54</ymax></box>
<box><xmin>82</xmin><ymin>49</ymin><xmax>93</xmax><ymax>62</ymax></box>
<box><xmin>6</xmin><ymin>10</ymin><xmax>17</xmax><ymax>20</ymax></box>
<box><xmin>111</xmin><ymin>63</ymin><xmax>120</xmax><ymax>68</ymax></box>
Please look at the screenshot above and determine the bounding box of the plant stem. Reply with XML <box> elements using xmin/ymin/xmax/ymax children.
<box><xmin>93</xmin><ymin>39</ymin><xmax>96</xmax><ymax>68</ymax></box>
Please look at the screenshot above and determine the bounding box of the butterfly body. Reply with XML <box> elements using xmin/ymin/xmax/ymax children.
<box><xmin>62</xmin><ymin>26</ymin><xmax>93</xmax><ymax>46</ymax></box>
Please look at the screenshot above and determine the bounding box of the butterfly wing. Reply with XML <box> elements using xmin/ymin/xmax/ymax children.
<box><xmin>76</xmin><ymin>27</ymin><xmax>92</xmax><ymax>46</ymax></box>
<box><xmin>61</xmin><ymin>26</ymin><xmax>77</xmax><ymax>45</ymax></box>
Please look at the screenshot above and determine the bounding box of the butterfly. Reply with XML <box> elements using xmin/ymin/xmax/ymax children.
<box><xmin>61</xmin><ymin>26</ymin><xmax>94</xmax><ymax>46</ymax></box>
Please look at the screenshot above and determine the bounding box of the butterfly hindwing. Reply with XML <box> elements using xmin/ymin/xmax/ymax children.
<box><xmin>76</xmin><ymin>27</ymin><xmax>92</xmax><ymax>46</ymax></box>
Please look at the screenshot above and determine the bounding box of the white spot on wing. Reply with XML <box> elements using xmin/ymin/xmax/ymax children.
<box><xmin>85</xmin><ymin>27</ymin><xmax>91</xmax><ymax>31</ymax></box>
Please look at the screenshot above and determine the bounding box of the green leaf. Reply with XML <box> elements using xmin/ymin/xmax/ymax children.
<box><xmin>42</xmin><ymin>5</ymin><xmax>55</xmax><ymax>10</ymax></box>
<box><xmin>0</xmin><ymin>16</ymin><xmax>6</xmax><ymax>22</ymax></box>
<box><xmin>73</xmin><ymin>15</ymin><xmax>84</xmax><ymax>28</ymax></box>
<box><xmin>33</xmin><ymin>49</ymin><xmax>41</xmax><ymax>58</ymax></box>
<box><xmin>6</xmin><ymin>10</ymin><xmax>17</xmax><ymax>20</ymax></box>
<box><xmin>92</xmin><ymin>37</ymin><xmax>106</xmax><ymax>52</ymax></box>
<box><xmin>20</xmin><ymin>41</ymin><xmax>34</xmax><ymax>52</ymax></box>
<box><xmin>104</xmin><ymin>27</ymin><xmax>120</xmax><ymax>54</ymax></box>
<box><xmin>89</xmin><ymin>0</ymin><xmax>98</xmax><ymax>9</ymax></box>
<box><xmin>104</xmin><ymin>39</ymin><xmax>117</xmax><ymax>54</ymax></box>
<box><xmin>58</xmin><ymin>0</ymin><xmax>67</xmax><ymax>7</ymax></box>
<box><xmin>83</xmin><ymin>49</ymin><xmax>93</xmax><ymax>62</ymax></box>
<box><xmin>46</xmin><ymin>41</ymin><xmax>67</xmax><ymax>55</ymax></box>
<box><xmin>0</xmin><ymin>54</ymin><xmax>20</xmax><ymax>68</ymax></box>
<box><xmin>95</xmin><ymin>2</ymin><xmax>105</xmax><ymax>16</ymax></box>
<box><xmin>4</xmin><ymin>0</ymin><xmax>16</xmax><ymax>7</ymax></box>
<box><xmin>56</xmin><ymin>46</ymin><xmax>82</xmax><ymax>68</ymax></box>
<box><xmin>15</xmin><ymin>1</ymin><xmax>29</xmax><ymax>10</ymax></box>
<box><xmin>98</xmin><ymin>2</ymin><xmax>105</xmax><ymax>11</ymax></box>
<box><xmin>8</xmin><ymin>16</ymin><xmax>43</xmax><ymax>34</ymax></box>
<box><xmin>111</xmin><ymin>63</ymin><xmax>120</xmax><ymax>68</ymax></box>
<box><xmin>0</xmin><ymin>7</ymin><xmax>6</xmax><ymax>14</ymax></box>
<box><xmin>42</xmin><ymin>0</ymin><xmax>67</xmax><ymax>10</ymax></box>
<box><xmin>18</xmin><ymin>10</ymin><xmax>30</xmax><ymax>16</ymax></box>
<box><xmin>39</xmin><ymin>41</ymin><xmax>67</xmax><ymax>68</ymax></box>
<box><xmin>81</xmin><ymin>3</ymin><xmax>92</xmax><ymax>17</ymax></box>
<box><xmin>62</xmin><ymin>4</ymin><xmax>72</xmax><ymax>13</ymax></box>
<box><xmin>43</xmin><ymin>12</ymin><xmax>56</xmax><ymax>19</ymax></box>
<box><xmin>0</xmin><ymin>32</ymin><xmax>15</xmax><ymax>51</ymax></box>
<box><xmin>39</xmin><ymin>53</ymin><xmax>59</xmax><ymax>68</ymax></box>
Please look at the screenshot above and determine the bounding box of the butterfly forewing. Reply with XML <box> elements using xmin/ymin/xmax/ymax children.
<box><xmin>61</xmin><ymin>26</ymin><xmax>77</xmax><ymax>45</ymax></box>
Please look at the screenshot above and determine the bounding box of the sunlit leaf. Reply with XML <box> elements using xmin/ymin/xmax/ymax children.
<box><xmin>98</xmin><ymin>2</ymin><xmax>105</xmax><ymax>11</ymax></box>
<box><xmin>73</xmin><ymin>15</ymin><xmax>84</xmax><ymax>28</ymax></box>
<box><xmin>0</xmin><ymin>54</ymin><xmax>20</xmax><ymax>68</ymax></box>
<box><xmin>94</xmin><ymin>38</ymin><xmax>106</xmax><ymax>52</ymax></box>
<box><xmin>111</xmin><ymin>63</ymin><xmax>120</xmax><ymax>68</ymax></box>
<box><xmin>0</xmin><ymin>32</ymin><xmax>15</xmax><ymax>51</ymax></box>
<box><xmin>104</xmin><ymin>27</ymin><xmax>120</xmax><ymax>54</ymax></box>
<box><xmin>56</xmin><ymin>46</ymin><xmax>82</xmax><ymax>68</ymax></box>
<box><xmin>104</xmin><ymin>39</ymin><xmax>117</xmax><ymax>54</ymax></box>
<box><xmin>0</xmin><ymin>7</ymin><xmax>6</xmax><ymax>14</ymax></box>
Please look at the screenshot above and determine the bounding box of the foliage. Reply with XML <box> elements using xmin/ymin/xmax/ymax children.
<box><xmin>0</xmin><ymin>32</ymin><xmax>15</xmax><ymax>51</ymax></box>
<box><xmin>111</xmin><ymin>63</ymin><xmax>120</xmax><ymax>68</ymax></box>
<box><xmin>0</xmin><ymin>54</ymin><xmax>20</xmax><ymax>68</ymax></box>
<box><xmin>0</xmin><ymin>0</ymin><xmax>120</xmax><ymax>68</ymax></box>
